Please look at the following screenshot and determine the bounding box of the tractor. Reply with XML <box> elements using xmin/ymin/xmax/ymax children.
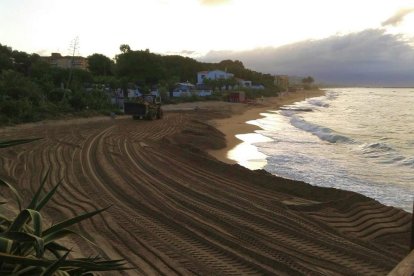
<box><xmin>124</xmin><ymin>95</ymin><xmax>163</xmax><ymax>120</ymax></box>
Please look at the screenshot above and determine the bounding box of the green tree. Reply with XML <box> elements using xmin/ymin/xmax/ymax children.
<box><xmin>115</xmin><ymin>50</ymin><xmax>165</xmax><ymax>85</ymax></box>
<box><xmin>87</xmin><ymin>53</ymin><xmax>114</xmax><ymax>76</ymax></box>
<box><xmin>223</xmin><ymin>77</ymin><xmax>238</xmax><ymax>90</ymax></box>
<box><xmin>302</xmin><ymin>76</ymin><xmax>315</xmax><ymax>85</ymax></box>
<box><xmin>302</xmin><ymin>76</ymin><xmax>315</xmax><ymax>90</ymax></box>
<box><xmin>0</xmin><ymin>43</ymin><xmax>13</xmax><ymax>72</ymax></box>
<box><xmin>203</xmin><ymin>78</ymin><xmax>219</xmax><ymax>91</ymax></box>
<box><xmin>119</xmin><ymin>44</ymin><xmax>131</xmax><ymax>53</ymax></box>
<box><xmin>0</xmin><ymin>70</ymin><xmax>42</xmax><ymax>104</ymax></box>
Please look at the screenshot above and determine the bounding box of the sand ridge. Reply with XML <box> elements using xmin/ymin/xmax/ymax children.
<box><xmin>0</xmin><ymin>94</ymin><xmax>411</xmax><ymax>275</ymax></box>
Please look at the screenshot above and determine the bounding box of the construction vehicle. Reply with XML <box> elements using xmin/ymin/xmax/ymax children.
<box><xmin>124</xmin><ymin>94</ymin><xmax>163</xmax><ymax>120</ymax></box>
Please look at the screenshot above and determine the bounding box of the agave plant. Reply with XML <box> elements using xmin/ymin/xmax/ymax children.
<box><xmin>0</xmin><ymin>139</ymin><xmax>130</xmax><ymax>275</ymax></box>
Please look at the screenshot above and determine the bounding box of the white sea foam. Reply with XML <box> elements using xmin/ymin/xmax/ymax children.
<box><xmin>308</xmin><ymin>99</ymin><xmax>329</xmax><ymax>107</ymax></box>
<box><xmin>290</xmin><ymin>116</ymin><xmax>354</xmax><ymax>144</ymax></box>
<box><xmin>242</xmin><ymin>88</ymin><xmax>414</xmax><ymax>212</ymax></box>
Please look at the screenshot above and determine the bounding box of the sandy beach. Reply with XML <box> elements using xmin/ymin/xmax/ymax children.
<box><xmin>0</xmin><ymin>92</ymin><xmax>411</xmax><ymax>275</ymax></box>
<box><xmin>208</xmin><ymin>90</ymin><xmax>326</xmax><ymax>164</ymax></box>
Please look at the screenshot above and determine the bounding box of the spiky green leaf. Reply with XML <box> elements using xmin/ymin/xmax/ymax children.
<box><xmin>43</xmin><ymin>229</ymin><xmax>96</xmax><ymax>248</ymax></box>
<box><xmin>1</xmin><ymin>232</ymin><xmax>45</xmax><ymax>257</ymax></box>
<box><xmin>0</xmin><ymin>252</ymin><xmax>127</xmax><ymax>271</ymax></box>
<box><xmin>0</xmin><ymin>236</ymin><xmax>13</xmax><ymax>253</ymax></box>
<box><xmin>0</xmin><ymin>251</ymin><xmax>51</xmax><ymax>266</ymax></box>
<box><xmin>35</xmin><ymin>179</ymin><xmax>64</xmax><ymax>211</ymax></box>
<box><xmin>42</xmin><ymin>206</ymin><xmax>110</xmax><ymax>237</ymax></box>
<box><xmin>0</xmin><ymin>178</ymin><xmax>22</xmax><ymax>211</ymax></box>
<box><xmin>8</xmin><ymin>209</ymin><xmax>42</xmax><ymax>236</ymax></box>
<box><xmin>45</xmin><ymin>242</ymin><xmax>69</xmax><ymax>252</ymax></box>
<box><xmin>27</xmin><ymin>169</ymin><xmax>50</xmax><ymax>210</ymax></box>
<box><xmin>0</xmin><ymin>138</ymin><xmax>41</xmax><ymax>148</ymax></box>
<box><xmin>44</xmin><ymin>242</ymin><xmax>69</xmax><ymax>259</ymax></box>
<box><xmin>40</xmin><ymin>250</ymin><xmax>70</xmax><ymax>276</ymax></box>
<box><xmin>11</xmin><ymin>265</ymin><xmax>43</xmax><ymax>275</ymax></box>
<box><xmin>0</xmin><ymin>195</ymin><xmax>7</xmax><ymax>205</ymax></box>
<box><xmin>0</xmin><ymin>214</ymin><xmax>11</xmax><ymax>224</ymax></box>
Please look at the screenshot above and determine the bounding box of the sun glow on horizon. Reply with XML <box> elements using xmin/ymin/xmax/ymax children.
<box><xmin>0</xmin><ymin>0</ymin><xmax>413</xmax><ymax>58</ymax></box>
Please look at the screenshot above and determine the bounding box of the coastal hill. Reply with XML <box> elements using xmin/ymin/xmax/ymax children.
<box><xmin>0</xmin><ymin>42</ymin><xmax>278</xmax><ymax>125</ymax></box>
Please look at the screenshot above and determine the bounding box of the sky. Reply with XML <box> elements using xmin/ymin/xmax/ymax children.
<box><xmin>1</xmin><ymin>0</ymin><xmax>414</xmax><ymax>85</ymax></box>
<box><xmin>202</xmin><ymin>29</ymin><xmax>414</xmax><ymax>86</ymax></box>
<box><xmin>1</xmin><ymin>0</ymin><xmax>413</xmax><ymax>57</ymax></box>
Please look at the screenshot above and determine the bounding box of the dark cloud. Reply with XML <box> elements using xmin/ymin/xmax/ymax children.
<box><xmin>199</xmin><ymin>29</ymin><xmax>414</xmax><ymax>86</ymax></box>
<box><xmin>200</xmin><ymin>0</ymin><xmax>230</xmax><ymax>6</ymax></box>
<box><xmin>382</xmin><ymin>8</ymin><xmax>414</xmax><ymax>26</ymax></box>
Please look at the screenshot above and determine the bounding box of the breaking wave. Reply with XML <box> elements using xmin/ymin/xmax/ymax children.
<box><xmin>360</xmin><ymin>142</ymin><xmax>414</xmax><ymax>168</ymax></box>
<box><xmin>290</xmin><ymin>116</ymin><xmax>354</xmax><ymax>144</ymax></box>
<box><xmin>247</xmin><ymin>88</ymin><xmax>414</xmax><ymax>212</ymax></box>
<box><xmin>308</xmin><ymin>99</ymin><xmax>329</xmax><ymax>108</ymax></box>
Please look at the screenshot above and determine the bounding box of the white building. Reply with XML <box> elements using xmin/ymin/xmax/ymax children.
<box><xmin>172</xmin><ymin>82</ymin><xmax>212</xmax><ymax>97</ymax></box>
<box><xmin>197</xmin><ymin>70</ymin><xmax>234</xmax><ymax>84</ymax></box>
<box><xmin>172</xmin><ymin>82</ymin><xmax>194</xmax><ymax>97</ymax></box>
<box><xmin>251</xmin><ymin>84</ymin><xmax>265</xmax><ymax>90</ymax></box>
<box><xmin>236</xmin><ymin>78</ymin><xmax>252</xmax><ymax>88</ymax></box>
<box><xmin>127</xmin><ymin>88</ymin><xmax>141</xmax><ymax>98</ymax></box>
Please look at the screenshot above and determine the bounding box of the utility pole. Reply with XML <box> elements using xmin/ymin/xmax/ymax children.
<box><xmin>66</xmin><ymin>36</ymin><xmax>79</xmax><ymax>89</ymax></box>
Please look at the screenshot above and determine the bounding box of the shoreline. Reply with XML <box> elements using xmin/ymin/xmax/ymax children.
<box><xmin>208</xmin><ymin>89</ymin><xmax>326</xmax><ymax>165</ymax></box>
<box><xmin>0</xmin><ymin>91</ymin><xmax>410</xmax><ymax>274</ymax></box>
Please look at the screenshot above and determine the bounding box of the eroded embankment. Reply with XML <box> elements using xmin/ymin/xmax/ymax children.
<box><xmin>0</xmin><ymin>111</ymin><xmax>411</xmax><ymax>275</ymax></box>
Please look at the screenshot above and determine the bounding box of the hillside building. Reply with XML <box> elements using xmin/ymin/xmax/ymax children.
<box><xmin>41</xmin><ymin>53</ymin><xmax>88</xmax><ymax>70</ymax></box>
<box><xmin>275</xmin><ymin>75</ymin><xmax>289</xmax><ymax>91</ymax></box>
<box><xmin>197</xmin><ymin>70</ymin><xmax>234</xmax><ymax>84</ymax></box>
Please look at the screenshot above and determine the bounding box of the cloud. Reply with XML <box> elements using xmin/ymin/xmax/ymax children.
<box><xmin>382</xmin><ymin>8</ymin><xmax>414</xmax><ymax>27</ymax></box>
<box><xmin>200</xmin><ymin>0</ymin><xmax>230</xmax><ymax>6</ymax></box>
<box><xmin>199</xmin><ymin>29</ymin><xmax>414</xmax><ymax>86</ymax></box>
<box><xmin>36</xmin><ymin>49</ymin><xmax>50</xmax><ymax>56</ymax></box>
<box><xmin>178</xmin><ymin>50</ymin><xmax>196</xmax><ymax>55</ymax></box>
<box><xmin>165</xmin><ymin>50</ymin><xmax>200</xmax><ymax>57</ymax></box>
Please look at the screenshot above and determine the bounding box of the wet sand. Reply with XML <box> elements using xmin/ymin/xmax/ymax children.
<box><xmin>0</xmin><ymin>94</ymin><xmax>411</xmax><ymax>275</ymax></box>
<box><xmin>208</xmin><ymin>90</ymin><xmax>326</xmax><ymax>165</ymax></box>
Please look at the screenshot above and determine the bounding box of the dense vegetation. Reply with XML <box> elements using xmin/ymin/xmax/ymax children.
<box><xmin>0</xmin><ymin>43</ymin><xmax>277</xmax><ymax>125</ymax></box>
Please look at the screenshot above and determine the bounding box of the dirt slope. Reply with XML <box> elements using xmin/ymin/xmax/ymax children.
<box><xmin>0</xmin><ymin>111</ymin><xmax>411</xmax><ymax>275</ymax></box>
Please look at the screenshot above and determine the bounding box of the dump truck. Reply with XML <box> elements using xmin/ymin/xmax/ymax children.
<box><xmin>124</xmin><ymin>95</ymin><xmax>163</xmax><ymax>120</ymax></box>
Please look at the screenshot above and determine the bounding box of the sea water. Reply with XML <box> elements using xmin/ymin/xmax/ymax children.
<box><xmin>230</xmin><ymin>88</ymin><xmax>414</xmax><ymax>212</ymax></box>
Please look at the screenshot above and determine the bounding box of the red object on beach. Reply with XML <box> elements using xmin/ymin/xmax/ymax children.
<box><xmin>228</xmin><ymin>91</ymin><xmax>245</xmax><ymax>103</ymax></box>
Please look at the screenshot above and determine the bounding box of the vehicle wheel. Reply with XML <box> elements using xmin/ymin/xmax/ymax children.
<box><xmin>157</xmin><ymin>108</ymin><xmax>163</xmax><ymax>119</ymax></box>
<box><xmin>146</xmin><ymin>112</ymin><xmax>155</xmax><ymax>120</ymax></box>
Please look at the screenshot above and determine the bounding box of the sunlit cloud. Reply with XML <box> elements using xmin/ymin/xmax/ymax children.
<box><xmin>200</xmin><ymin>0</ymin><xmax>230</xmax><ymax>6</ymax></box>
<box><xmin>35</xmin><ymin>49</ymin><xmax>50</xmax><ymax>56</ymax></box>
<box><xmin>382</xmin><ymin>8</ymin><xmax>414</xmax><ymax>26</ymax></box>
